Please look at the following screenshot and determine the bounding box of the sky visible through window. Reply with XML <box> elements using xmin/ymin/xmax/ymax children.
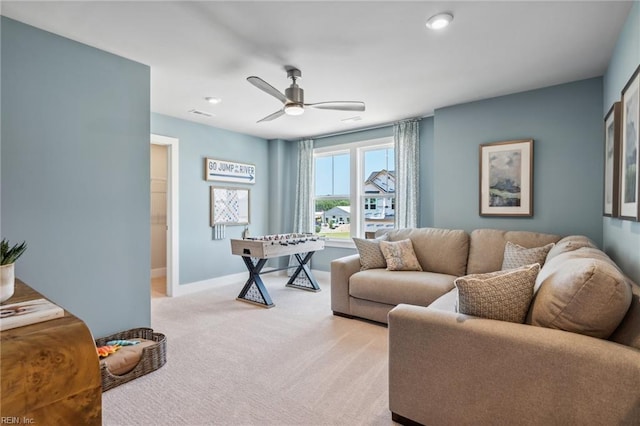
<box><xmin>315</xmin><ymin>148</ymin><xmax>394</xmax><ymax>196</ymax></box>
<box><xmin>364</xmin><ymin>148</ymin><xmax>394</xmax><ymax>183</ymax></box>
<box><xmin>315</xmin><ymin>154</ymin><xmax>349</xmax><ymax>196</ymax></box>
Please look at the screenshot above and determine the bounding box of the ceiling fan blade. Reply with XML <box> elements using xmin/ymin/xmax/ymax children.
<box><xmin>247</xmin><ymin>76</ymin><xmax>288</xmax><ymax>104</ymax></box>
<box><xmin>257</xmin><ymin>109</ymin><xmax>285</xmax><ymax>123</ymax></box>
<box><xmin>306</xmin><ymin>101</ymin><xmax>365</xmax><ymax>112</ymax></box>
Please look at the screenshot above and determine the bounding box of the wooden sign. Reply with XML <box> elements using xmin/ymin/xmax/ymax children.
<box><xmin>204</xmin><ymin>158</ymin><xmax>256</xmax><ymax>184</ymax></box>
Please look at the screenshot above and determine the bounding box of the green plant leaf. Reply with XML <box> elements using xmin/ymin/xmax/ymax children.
<box><xmin>0</xmin><ymin>239</ymin><xmax>27</xmax><ymax>265</ymax></box>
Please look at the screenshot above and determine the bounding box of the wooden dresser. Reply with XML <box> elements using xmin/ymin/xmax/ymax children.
<box><xmin>1</xmin><ymin>280</ymin><xmax>102</xmax><ymax>424</ymax></box>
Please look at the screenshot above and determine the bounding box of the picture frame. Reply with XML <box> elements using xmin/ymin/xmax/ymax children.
<box><xmin>210</xmin><ymin>186</ymin><xmax>250</xmax><ymax>226</ymax></box>
<box><xmin>479</xmin><ymin>139</ymin><xmax>533</xmax><ymax>217</ymax></box>
<box><xmin>604</xmin><ymin>102</ymin><xmax>621</xmax><ymax>217</ymax></box>
<box><xmin>620</xmin><ymin>65</ymin><xmax>640</xmax><ymax>221</ymax></box>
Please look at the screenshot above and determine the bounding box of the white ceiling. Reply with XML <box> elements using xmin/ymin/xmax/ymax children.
<box><xmin>1</xmin><ymin>1</ymin><xmax>632</xmax><ymax>140</ymax></box>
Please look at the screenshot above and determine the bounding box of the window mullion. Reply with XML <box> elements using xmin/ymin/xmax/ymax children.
<box><xmin>351</xmin><ymin>146</ymin><xmax>360</xmax><ymax>238</ymax></box>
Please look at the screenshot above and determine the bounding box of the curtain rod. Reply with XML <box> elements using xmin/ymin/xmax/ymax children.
<box><xmin>303</xmin><ymin>114</ymin><xmax>430</xmax><ymax>141</ymax></box>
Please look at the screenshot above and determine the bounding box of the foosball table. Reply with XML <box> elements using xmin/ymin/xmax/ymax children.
<box><xmin>230</xmin><ymin>233</ymin><xmax>325</xmax><ymax>308</ymax></box>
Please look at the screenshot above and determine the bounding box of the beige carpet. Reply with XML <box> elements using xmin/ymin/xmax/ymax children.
<box><xmin>103</xmin><ymin>272</ymin><xmax>395</xmax><ymax>426</ymax></box>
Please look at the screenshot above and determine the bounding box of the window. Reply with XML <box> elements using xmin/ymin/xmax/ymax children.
<box><xmin>314</xmin><ymin>138</ymin><xmax>395</xmax><ymax>243</ymax></box>
<box><xmin>364</xmin><ymin>198</ymin><xmax>377</xmax><ymax>210</ymax></box>
<box><xmin>314</xmin><ymin>151</ymin><xmax>350</xmax><ymax>237</ymax></box>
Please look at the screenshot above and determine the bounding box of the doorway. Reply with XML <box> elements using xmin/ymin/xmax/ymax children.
<box><xmin>150</xmin><ymin>144</ymin><xmax>168</xmax><ymax>296</ymax></box>
<box><xmin>150</xmin><ymin>134</ymin><xmax>179</xmax><ymax>297</ymax></box>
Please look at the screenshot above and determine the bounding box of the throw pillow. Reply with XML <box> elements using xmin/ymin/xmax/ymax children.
<box><xmin>501</xmin><ymin>241</ymin><xmax>554</xmax><ymax>270</ymax></box>
<box><xmin>353</xmin><ymin>234</ymin><xmax>388</xmax><ymax>271</ymax></box>
<box><xmin>455</xmin><ymin>263</ymin><xmax>540</xmax><ymax>323</ymax></box>
<box><xmin>545</xmin><ymin>235</ymin><xmax>597</xmax><ymax>262</ymax></box>
<box><xmin>379</xmin><ymin>239</ymin><xmax>423</xmax><ymax>271</ymax></box>
<box><xmin>530</xmin><ymin>257</ymin><xmax>632</xmax><ymax>339</ymax></box>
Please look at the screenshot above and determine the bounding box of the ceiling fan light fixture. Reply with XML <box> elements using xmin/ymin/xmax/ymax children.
<box><xmin>248</xmin><ymin>68</ymin><xmax>365</xmax><ymax>123</ymax></box>
<box><xmin>426</xmin><ymin>12</ymin><xmax>453</xmax><ymax>30</ymax></box>
<box><xmin>284</xmin><ymin>103</ymin><xmax>304</xmax><ymax>116</ymax></box>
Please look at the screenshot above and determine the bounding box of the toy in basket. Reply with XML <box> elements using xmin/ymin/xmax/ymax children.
<box><xmin>94</xmin><ymin>327</ymin><xmax>166</xmax><ymax>391</ymax></box>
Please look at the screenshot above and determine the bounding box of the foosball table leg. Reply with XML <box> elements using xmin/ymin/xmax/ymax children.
<box><xmin>286</xmin><ymin>252</ymin><xmax>321</xmax><ymax>292</ymax></box>
<box><xmin>236</xmin><ymin>257</ymin><xmax>275</xmax><ymax>308</ymax></box>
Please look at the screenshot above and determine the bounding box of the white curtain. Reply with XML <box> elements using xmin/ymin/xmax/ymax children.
<box><xmin>394</xmin><ymin>119</ymin><xmax>419</xmax><ymax>229</ymax></box>
<box><xmin>292</xmin><ymin>139</ymin><xmax>315</xmax><ymax>233</ymax></box>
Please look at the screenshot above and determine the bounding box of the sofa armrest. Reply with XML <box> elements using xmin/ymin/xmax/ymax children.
<box><xmin>388</xmin><ymin>304</ymin><xmax>640</xmax><ymax>425</ymax></box>
<box><xmin>330</xmin><ymin>254</ymin><xmax>361</xmax><ymax>316</ymax></box>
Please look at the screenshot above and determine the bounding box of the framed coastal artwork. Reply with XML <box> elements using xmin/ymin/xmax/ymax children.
<box><xmin>603</xmin><ymin>102</ymin><xmax>621</xmax><ymax>217</ymax></box>
<box><xmin>210</xmin><ymin>186</ymin><xmax>250</xmax><ymax>226</ymax></box>
<box><xmin>479</xmin><ymin>139</ymin><xmax>533</xmax><ymax>217</ymax></box>
<box><xmin>620</xmin><ymin>65</ymin><xmax>640</xmax><ymax>221</ymax></box>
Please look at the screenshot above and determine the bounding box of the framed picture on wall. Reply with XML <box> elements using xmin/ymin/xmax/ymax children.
<box><xmin>210</xmin><ymin>186</ymin><xmax>250</xmax><ymax>226</ymax></box>
<box><xmin>619</xmin><ymin>65</ymin><xmax>640</xmax><ymax>221</ymax></box>
<box><xmin>604</xmin><ymin>102</ymin><xmax>621</xmax><ymax>217</ymax></box>
<box><xmin>479</xmin><ymin>139</ymin><xmax>533</xmax><ymax>217</ymax></box>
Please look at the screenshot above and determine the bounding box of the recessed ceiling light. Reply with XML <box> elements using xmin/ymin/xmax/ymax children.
<box><xmin>205</xmin><ymin>97</ymin><xmax>221</xmax><ymax>104</ymax></box>
<box><xmin>426</xmin><ymin>12</ymin><xmax>453</xmax><ymax>30</ymax></box>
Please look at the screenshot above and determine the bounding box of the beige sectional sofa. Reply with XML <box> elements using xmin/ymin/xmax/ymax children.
<box><xmin>331</xmin><ymin>227</ymin><xmax>561</xmax><ymax>323</ymax></box>
<box><xmin>330</xmin><ymin>227</ymin><xmax>640</xmax><ymax>425</ymax></box>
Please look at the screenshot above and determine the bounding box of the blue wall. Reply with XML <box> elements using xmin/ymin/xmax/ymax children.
<box><xmin>151</xmin><ymin>113</ymin><xmax>269</xmax><ymax>285</ymax></box>
<box><xmin>433</xmin><ymin>78</ymin><xmax>604</xmax><ymax>242</ymax></box>
<box><xmin>1</xmin><ymin>17</ymin><xmax>151</xmax><ymax>337</ymax></box>
<box><xmin>313</xmin><ymin>126</ymin><xmax>394</xmax><ymax>149</ymax></box>
<box><xmin>603</xmin><ymin>1</ymin><xmax>640</xmax><ymax>284</ymax></box>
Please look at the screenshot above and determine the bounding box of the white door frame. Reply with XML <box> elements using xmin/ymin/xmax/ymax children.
<box><xmin>151</xmin><ymin>134</ymin><xmax>179</xmax><ymax>297</ymax></box>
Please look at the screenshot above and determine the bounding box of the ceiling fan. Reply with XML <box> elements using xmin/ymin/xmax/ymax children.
<box><xmin>247</xmin><ymin>67</ymin><xmax>365</xmax><ymax>123</ymax></box>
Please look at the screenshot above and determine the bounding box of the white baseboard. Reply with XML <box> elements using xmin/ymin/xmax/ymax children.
<box><xmin>151</xmin><ymin>267</ymin><xmax>166</xmax><ymax>278</ymax></box>
<box><xmin>171</xmin><ymin>268</ymin><xmax>329</xmax><ymax>297</ymax></box>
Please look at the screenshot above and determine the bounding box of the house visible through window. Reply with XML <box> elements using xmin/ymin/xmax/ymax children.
<box><xmin>314</xmin><ymin>138</ymin><xmax>394</xmax><ymax>242</ymax></box>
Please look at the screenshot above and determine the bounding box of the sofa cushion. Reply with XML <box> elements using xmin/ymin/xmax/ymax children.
<box><xmin>545</xmin><ymin>235</ymin><xmax>597</xmax><ymax>262</ymax></box>
<box><xmin>380</xmin><ymin>239</ymin><xmax>422</xmax><ymax>271</ymax></box>
<box><xmin>530</xmin><ymin>249</ymin><xmax>632</xmax><ymax>339</ymax></box>
<box><xmin>533</xmin><ymin>247</ymin><xmax>619</xmax><ymax>293</ymax></box>
<box><xmin>501</xmin><ymin>241</ymin><xmax>554</xmax><ymax>270</ymax></box>
<box><xmin>428</xmin><ymin>288</ymin><xmax>457</xmax><ymax>312</ymax></box>
<box><xmin>609</xmin><ymin>281</ymin><xmax>640</xmax><ymax>350</ymax></box>
<box><xmin>386</xmin><ymin>228</ymin><xmax>469</xmax><ymax>276</ymax></box>
<box><xmin>353</xmin><ymin>234</ymin><xmax>388</xmax><ymax>270</ymax></box>
<box><xmin>349</xmin><ymin>270</ymin><xmax>456</xmax><ymax>307</ymax></box>
<box><xmin>467</xmin><ymin>229</ymin><xmax>560</xmax><ymax>274</ymax></box>
<box><xmin>455</xmin><ymin>263</ymin><xmax>540</xmax><ymax>323</ymax></box>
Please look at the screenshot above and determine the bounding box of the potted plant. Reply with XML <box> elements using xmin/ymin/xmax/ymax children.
<box><xmin>1</xmin><ymin>239</ymin><xmax>27</xmax><ymax>303</ymax></box>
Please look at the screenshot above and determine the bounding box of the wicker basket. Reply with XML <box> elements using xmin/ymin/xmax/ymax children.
<box><xmin>95</xmin><ymin>327</ymin><xmax>167</xmax><ymax>392</ymax></box>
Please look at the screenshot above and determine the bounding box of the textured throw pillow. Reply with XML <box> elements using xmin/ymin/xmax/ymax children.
<box><xmin>379</xmin><ymin>239</ymin><xmax>423</xmax><ymax>271</ymax></box>
<box><xmin>501</xmin><ymin>241</ymin><xmax>554</xmax><ymax>270</ymax></box>
<box><xmin>353</xmin><ymin>234</ymin><xmax>388</xmax><ymax>271</ymax></box>
<box><xmin>455</xmin><ymin>263</ymin><xmax>540</xmax><ymax>323</ymax></box>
